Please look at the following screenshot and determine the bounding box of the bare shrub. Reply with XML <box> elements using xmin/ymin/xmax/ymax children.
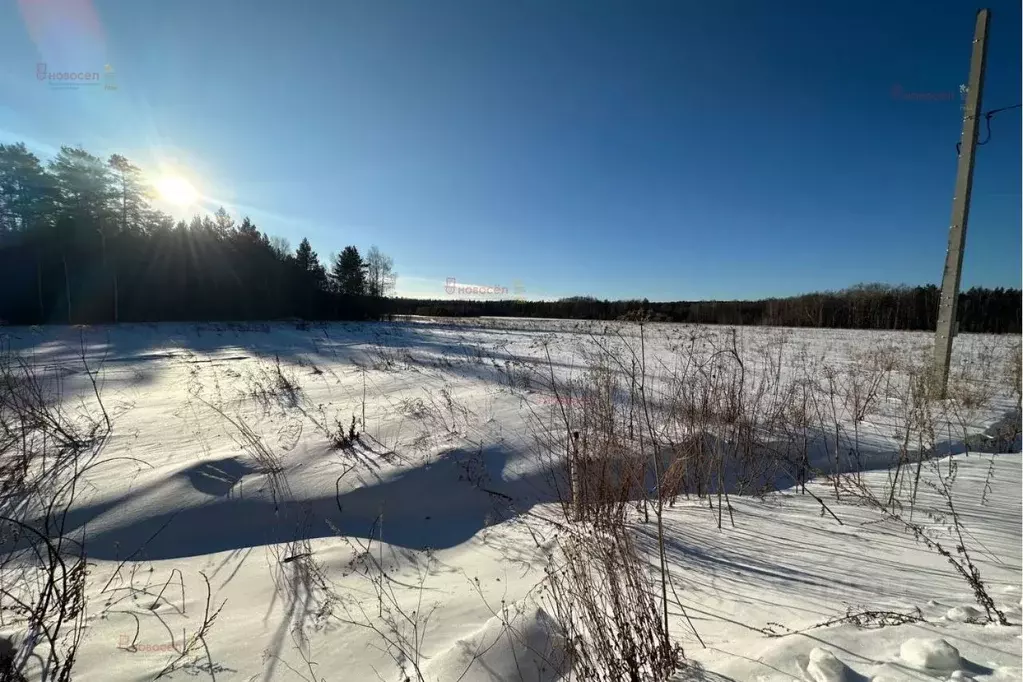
<box><xmin>327</xmin><ymin>519</ymin><xmax>438</xmax><ymax>682</ymax></box>
<box><xmin>154</xmin><ymin>572</ymin><xmax>226</xmax><ymax>679</ymax></box>
<box><xmin>0</xmin><ymin>346</ymin><xmax>107</xmax><ymax>682</ymax></box>
<box><xmin>945</xmin><ymin>338</ymin><xmax>1020</xmax><ymax>456</ymax></box>
<box><xmin>542</xmin><ymin>528</ymin><xmax>684</xmax><ymax>682</ymax></box>
<box><xmin>199</xmin><ymin>398</ymin><xmax>291</xmax><ymax>511</ymax></box>
<box><xmin>525</xmin><ymin>328</ymin><xmax>694</xmax><ymax>680</ymax></box>
<box><xmin>328</xmin><ymin>415</ymin><xmax>361</xmax><ymax>450</ymax></box>
<box><xmin>247</xmin><ymin>354</ymin><xmax>300</xmax><ymax>411</ymax></box>
<box><xmin>841</xmin><ymin>458</ymin><xmax>1008</xmax><ymax>625</ymax></box>
<box><xmin>846</xmin><ymin>342</ymin><xmax>899</xmax><ymax>421</ymax></box>
<box><xmin>1007</xmin><ymin>339</ymin><xmax>1022</xmax><ymax>403</ymax></box>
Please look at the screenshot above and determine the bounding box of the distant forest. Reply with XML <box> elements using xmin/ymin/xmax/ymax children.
<box><xmin>401</xmin><ymin>285</ymin><xmax>1021</xmax><ymax>334</ymax></box>
<box><xmin>1</xmin><ymin>142</ymin><xmax>1019</xmax><ymax>333</ymax></box>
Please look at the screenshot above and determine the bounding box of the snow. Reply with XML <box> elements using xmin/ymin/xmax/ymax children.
<box><xmin>423</xmin><ymin>605</ymin><xmax>568</xmax><ymax>682</ymax></box>
<box><xmin>0</xmin><ymin>320</ymin><xmax>1019</xmax><ymax>681</ymax></box>
<box><xmin>800</xmin><ymin>647</ymin><xmax>855</xmax><ymax>682</ymax></box>
<box><xmin>899</xmin><ymin>638</ymin><xmax>962</xmax><ymax>670</ymax></box>
<box><xmin>946</xmin><ymin>606</ymin><xmax>984</xmax><ymax>623</ymax></box>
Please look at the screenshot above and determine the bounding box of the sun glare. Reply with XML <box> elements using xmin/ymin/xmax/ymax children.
<box><xmin>156</xmin><ymin>175</ymin><xmax>199</xmax><ymax>206</ymax></box>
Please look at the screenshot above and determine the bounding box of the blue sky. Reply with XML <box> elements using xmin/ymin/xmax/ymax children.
<box><xmin>1</xmin><ymin>0</ymin><xmax>1020</xmax><ymax>301</ymax></box>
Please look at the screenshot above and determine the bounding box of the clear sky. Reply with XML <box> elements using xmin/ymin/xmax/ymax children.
<box><xmin>1</xmin><ymin>0</ymin><xmax>1020</xmax><ymax>301</ymax></box>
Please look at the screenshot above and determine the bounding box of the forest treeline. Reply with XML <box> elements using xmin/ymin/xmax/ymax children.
<box><xmin>0</xmin><ymin>142</ymin><xmax>1018</xmax><ymax>332</ymax></box>
<box><xmin>400</xmin><ymin>284</ymin><xmax>1021</xmax><ymax>333</ymax></box>
<box><xmin>0</xmin><ymin>143</ymin><xmax>394</xmax><ymax>324</ymax></box>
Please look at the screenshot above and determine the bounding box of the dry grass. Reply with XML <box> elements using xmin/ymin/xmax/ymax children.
<box><xmin>523</xmin><ymin>325</ymin><xmax>1019</xmax><ymax>674</ymax></box>
<box><xmin>0</xmin><ymin>344</ymin><xmax>107</xmax><ymax>682</ymax></box>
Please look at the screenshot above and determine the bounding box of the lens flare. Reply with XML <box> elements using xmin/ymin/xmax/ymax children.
<box><xmin>156</xmin><ymin>176</ymin><xmax>198</xmax><ymax>206</ymax></box>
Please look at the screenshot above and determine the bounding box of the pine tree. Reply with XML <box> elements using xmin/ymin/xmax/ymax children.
<box><xmin>294</xmin><ymin>237</ymin><xmax>327</xmax><ymax>291</ymax></box>
<box><xmin>213</xmin><ymin>206</ymin><xmax>235</xmax><ymax>235</ymax></box>
<box><xmin>49</xmin><ymin>146</ymin><xmax>115</xmax><ymax>322</ymax></box>
<box><xmin>295</xmin><ymin>237</ymin><xmax>315</xmax><ymax>271</ymax></box>
<box><xmin>0</xmin><ymin>143</ymin><xmax>55</xmax><ymax>235</ymax></box>
<box><xmin>0</xmin><ymin>144</ymin><xmax>56</xmax><ymax>320</ymax></box>
<box><xmin>107</xmin><ymin>154</ymin><xmax>148</xmax><ymax>321</ymax></box>
<box><xmin>332</xmin><ymin>246</ymin><xmax>366</xmax><ymax>295</ymax></box>
<box><xmin>107</xmin><ymin>154</ymin><xmax>147</xmax><ymax>234</ymax></box>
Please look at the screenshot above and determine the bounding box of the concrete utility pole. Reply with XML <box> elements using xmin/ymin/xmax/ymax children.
<box><xmin>932</xmin><ymin>8</ymin><xmax>990</xmax><ymax>398</ymax></box>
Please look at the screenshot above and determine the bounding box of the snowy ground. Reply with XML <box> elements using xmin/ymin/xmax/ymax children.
<box><xmin>1</xmin><ymin>319</ymin><xmax>1020</xmax><ymax>681</ymax></box>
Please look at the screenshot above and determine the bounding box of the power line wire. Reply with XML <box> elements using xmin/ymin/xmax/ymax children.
<box><xmin>977</xmin><ymin>102</ymin><xmax>1022</xmax><ymax>145</ymax></box>
<box><xmin>956</xmin><ymin>103</ymin><xmax>1022</xmax><ymax>155</ymax></box>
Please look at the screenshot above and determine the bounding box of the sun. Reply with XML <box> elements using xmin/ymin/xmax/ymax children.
<box><xmin>156</xmin><ymin>175</ymin><xmax>199</xmax><ymax>206</ymax></box>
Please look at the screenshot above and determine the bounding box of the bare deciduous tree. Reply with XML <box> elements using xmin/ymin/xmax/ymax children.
<box><xmin>364</xmin><ymin>245</ymin><xmax>396</xmax><ymax>297</ymax></box>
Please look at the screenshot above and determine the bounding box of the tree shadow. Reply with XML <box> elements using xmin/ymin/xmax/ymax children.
<box><xmin>183</xmin><ymin>457</ymin><xmax>257</xmax><ymax>497</ymax></box>
<box><xmin>52</xmin><ymin>444</ymin><xmax>554</xmax><ymax>561</ymax></box>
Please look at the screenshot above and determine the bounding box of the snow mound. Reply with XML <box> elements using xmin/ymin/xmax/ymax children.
<box><xmin>946</xmin><ymin>671</ymin><xmax>973</xmax><ymax>680</ymax></box>
<box><xmin>899</xmin><ymin>638</ymin><xmax>961</xmax><ymax>670</ymax></box>
<box><xmin>945</xmin><ymin>605</ymin><xmax>983</xmax><ymax>623</ymax></box>
<box><xmin>424</xmin><ymin>606</ymin><xmax>568</xmax><ymax>682</ymax></box>
<box><xmin>799</xmin><ymin>647</ymin><xmax>855</xmax><ymax>682</ymax></box>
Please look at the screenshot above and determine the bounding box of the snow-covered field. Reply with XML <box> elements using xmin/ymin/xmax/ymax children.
<box><xmin>1</xmin><ymin>319</ymin><xmax>1020</xmax><ymax>682</ymax></box>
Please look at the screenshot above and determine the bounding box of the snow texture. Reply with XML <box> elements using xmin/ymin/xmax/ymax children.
<box><xmin>0</xmin><ymin>320</ymin><xmax>1018</xmax><ymax>682</ymax></box>
<box><xmin>799</xmin><ymin>647</ymin><xmax>855</xmax><ymax>682</ymax></box>
<box><xmin>946</xmin><ymin>605</ymin><xmax>984</xmax><ymax>623</ymax></box>
<box><xmin>423</xmin><ymin>605</ymin><xmax>567</xmax><ymax>682</ymax></box>
<box><xmin>900</xmin><ymin>638</ymin><xmax>962</xmax><ymax>670</ymax></box>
